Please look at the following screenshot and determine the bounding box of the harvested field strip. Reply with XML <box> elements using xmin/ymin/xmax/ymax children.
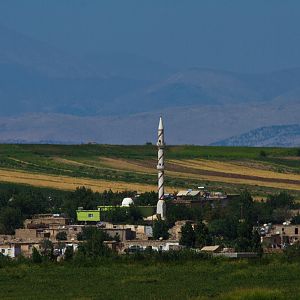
<box><xmin>170</xmin><ymin>159</ymin><xmax>300</xmax><ymax>181</ymax></box>
<box><xmin>169</xmin><ymin>170</ymin><xmax>300</xmax><ymax>191</ymax></box>
<box><xmin>98</xmin><ymin>157</ymin><xmax>156</xmax><ymax>173</ymax></box>
<box><xmin>53</xmin><ymin>157</ymin><xmax>91</xmax><ymax>167</ymax></box>
<box><xmin>53</xmin><ymin>157</ymin><xmax>155</xmax><ymax>174</ymax></box>
<box><xmin>4</xmin><ymin>156</ymin><xmax>300</xmax><ymax>192</ymax></box>
<box><xmin>58</xmin><ymin>157</ymin><xmax>300</xmax><ymax>191</ymax></box>
<box><xmin>166</xmin><ymin>165</ymin><xmax>300</xmax><ymax>185</ymax></box>
<box><xmin>0</xmin><ymin>168</ymin><xmax>157</xmax><ymax>193</ymax></box>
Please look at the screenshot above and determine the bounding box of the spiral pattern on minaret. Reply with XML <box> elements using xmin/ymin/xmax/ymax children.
<box><xmin>157</xmin><ymin>117</ymin><xmax>165</xmax><ymax>201</ymax></box>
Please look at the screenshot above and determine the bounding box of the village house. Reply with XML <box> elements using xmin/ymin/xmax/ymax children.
<box><xmin>0</xmin><ymin>243</ymin><xmax>21</xmax><ymax>258</ymax></box>
<box><xmin>262</xmin><ymin>224</ymin><xmax>300</xmax><ymax>248</ymax></box>
<box><xmin>172</xmin><ymin>190</ymin><xmax>238</xmax><ymax>208</ymax></box>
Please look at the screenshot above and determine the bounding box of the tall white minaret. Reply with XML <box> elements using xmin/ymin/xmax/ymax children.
<box><xmin>156</xmin><ymin>116</ymin><xmax>166</xmax><ymax>220</ymax></box>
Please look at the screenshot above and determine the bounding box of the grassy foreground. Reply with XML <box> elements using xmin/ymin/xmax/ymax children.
<box><xmin>1</xmin><ymin>257</ymin><xmax>300</xmax><ymax>299</ymax></box>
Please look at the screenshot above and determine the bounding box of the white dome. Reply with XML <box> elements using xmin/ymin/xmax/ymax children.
<box><xmin>121</xmin><ymin>197</ymin><xmax>134</xmax><ymax>207</ymax></box>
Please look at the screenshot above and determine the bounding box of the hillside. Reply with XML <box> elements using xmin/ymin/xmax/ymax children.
<box><xmin>212</xmin><ymin>125</ymin><xmax>300</xmax><ymax>147</ymax></box>
<box><xmin>0</xmin><ymin>144</ymin><xmax>299</xmax><ymax>196</ymax></box>
<box><xmin>1</xmin><ymin>100</ymin><xmax>300</xmax><ymax>145</ymax></box>
<box><xmin>0</xmin><ymin>25</ymin><xmax>152</xmax><ymax>116</ymax></box>
<box><xmin>2</xmin><ymin>25</ymin><xmax>300</xmax><ymax>143</ymax></box>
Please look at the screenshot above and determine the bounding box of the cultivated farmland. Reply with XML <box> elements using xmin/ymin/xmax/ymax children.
<box><xmin>0</xmin><ymin>144</ymin><xmax>299</xmax><ymax>195</ymax></box>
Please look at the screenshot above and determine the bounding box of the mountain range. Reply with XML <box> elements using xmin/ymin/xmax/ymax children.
<box><xmin>0</xmin><ymin>24</ymin><xmax>300</xmax><ymax>145</ymax></box>
<box><xmin>212</xmin><ymin>125</ymin><xmax>300</xmax><ymax>147</ymax></box>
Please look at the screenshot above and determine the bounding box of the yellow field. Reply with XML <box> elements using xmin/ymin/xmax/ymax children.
<box><xmin>1</xmin><ymin>154</ymin><xmax>300</xmax><ymax>193</ymax></box>
<box><xmin>0</xmin><ymin>168</ymin><xmax>157</xmax><ymax>193</ymax></box>
<box><xmin>60</xmin><ymin>157</ymin><xmax>300</xmax><ymax>191</ymax></box>
<box><xmin>169</xmin><ymin>159</ymin><xmax>300</xmax><ymax>181</ymax></box>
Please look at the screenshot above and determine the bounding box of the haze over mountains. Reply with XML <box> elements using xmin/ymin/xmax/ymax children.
<box><xmin>0</xmin><ymin>24</ymin><xmax>300</xmax><ymax>146</ymax></box>
<box><xmin>212</xmin><ymin>125</ymin><xmax>300</xmax><ymax>147</ymax></box>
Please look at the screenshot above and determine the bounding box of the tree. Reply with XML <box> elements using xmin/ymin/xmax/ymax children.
<box><xmin>127</xmin><ymin>206</ymin><xmax>143</xmax><ymax>223</ymax></box>
<box><xmin>167</xmin><ymin>204</ymin><xmax>202</xmax><ymax>225</ymax></box>
<box><xmin>10</xmin><ymin>191</ymin><xmax>47</xmax><ymax>217</ymax></box>
<box><xmin>292</xmin><ymin>215</ymin><xmax>300</xmax><ymax>225</ymax></box>
<box><xmin>267</xmin><ymin>192</ymin><xmax>294</xmax><ymax>209</ymax></box>
<box><xmin>102</xmin><ymin>207</ymin><xmax>129</xmax><ymax>223</ymax></box>
<box><xmin>179</xmin><ymin>221</ymin><xmax>212</xmax><ymax>248</ymax></box>
<box><xmin>101</xmin><ymin>206</ymin><xmax>143</xmax><ymax>224</ymax></box>
<box><xmin>251</xmin><ymin>230</ymin><xmax>263</xmax><ymax>255</ymax></box>
<box><xmin>208</xmin><ymin>217</ymin><xmax>238</xmax><ymax>242</ymax></box>
<box><xmin>32</xmin><ymin>247</ymin><xmax>42</xmax><ymax>263</ymax></box>
<box><xmin>180</xmin><ymin>223</ymin><xmax>195</xmax><ymax>248</ymax></box>
<box><xmin>0</xmin><ymin>207</ymin><xmax>23</xmax><ymax>234</ymax></box>
<box><xmin>153</xmin><ymin>220</ymin><xmax>169</xmax><ymax>240</ymax></box>
<box><xmin>271</xmin><ymin>208</ymin><xmax>292</xmax><ymax>224</ymax></box>
<box><xmin>234</xmin><ymin>222</ymin><xmax>262</xmax><ymax>253</ymax></box>
<box><xmin>194</xmin><ymin>222</ymin><xmax>211</xmax><ymax>248</ymax></box>
<box><xmin>63</xmin><ymin>187</ymin><xmax>98</xmax><ymax>219</ymax></box>
<box><xmin>235</xmin><ymin>221</ymin><xmax>253</xmax><ymax>251</ymax></box>
<box><xmin>135</xmin><ymin>191</ymin><xmax>157</xmax><ymax>206</ymax></box>
<box><xmin>56</xmin><ymin>231</ymin><xmax>67</xmax><ymax>241</ymax></box>
<box><xmin>77</xmin><ymin>227</ymin><xmax>111</xmax><ymax>257</ymax></box>
<box><xmin>40</xmin><ymin>239</ymin><xmax>54</xmax><ymax>260</ymax></box>
<box><xmin>64</xmin><ymin>246</ymin><xmax>74</xmax><ymax>261</ymax></box>
<box><xmin>100</xmin><ymin>189</ymin><xmax>136</xmax><ymax>206</ymax></box>
<box><xmin>226</xmin><ymin>190</ymin><xmax>255</xmax><ymax>224</ymax></box>
<box><xmin>284</xmin><ymin>242</ymin><xmax>300</xmax><ymax>261</ymax></box>
<box><xmin>259</xmin><ymin>150</ymin><xmax>267</xmax><ymax>157</ymax></box>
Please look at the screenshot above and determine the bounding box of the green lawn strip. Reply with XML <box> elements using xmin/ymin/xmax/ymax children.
<box><xmin>0</xmin><ymin>259</ymin><xmax>300</xmax><ymax>299</ymax></box>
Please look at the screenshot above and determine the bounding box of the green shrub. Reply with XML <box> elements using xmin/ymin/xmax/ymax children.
<box><xmin>283</xmin><ymin>242</ymin><xmax>300</xmax><ymax>261</ymax></box>
<box><xmin>259</xmin><ymin>150</ymin><xmax>267</xmax><ymax>157</ymax></box>
<box><xmin>64</xmin><ymin>246</ymin><xmax>74</xmax><ymax>261</ymax></box>
<box><xmin>56</xmin><ymin>231</ymin><xmax>67</xmax><ymax>241</ymax></box>
<box><xmin>32</xmin><ymin>247</ymin><xmax>42</xmax><ymax>263</ymax></box>
<box><xmin>153</xmin><ymin>220</ymin><xmax>169</xmax><ymax>240</ymax></box>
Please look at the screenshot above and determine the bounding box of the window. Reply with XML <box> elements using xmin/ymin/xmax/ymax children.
<box><xmin>295</xmin><ymin>228</ymin><xmax>299</xmax><ymax>235</ymax></box>
<box><xmin>1</xmin><ymin>249</ymin><xmax>5</xmax><ymax>253</ymax></box>
<box><xmin>88</xmin><ymin>214</ymin><xmax>94</xmax><ymax>218</ymax></box>
<box><xmin>282</xmin><ymin>228</ymin><xmax>284</xmax><ymax>231</ymax></box>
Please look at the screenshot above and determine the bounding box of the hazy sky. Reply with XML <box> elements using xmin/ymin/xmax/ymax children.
<box><xmin>0</xmin><ymin>0</ymin><xmax>300</xmax><ymax>73</ymax></box>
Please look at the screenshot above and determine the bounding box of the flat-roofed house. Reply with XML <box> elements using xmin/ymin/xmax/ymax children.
<box><xmin>0</xmin><ymin>243</ymin><xmax>21</xmax><ymax>258</ymax></box>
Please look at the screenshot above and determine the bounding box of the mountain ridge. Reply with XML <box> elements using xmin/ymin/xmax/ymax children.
<box><xmin>212</xmin><ymin>125</ymin><xmax>300</xmax><ymax>147</ymax></box>
<box><xmin>1</xmin><ymin>25</ymin><xmax>300</xmax><ymax>144</ymax></box>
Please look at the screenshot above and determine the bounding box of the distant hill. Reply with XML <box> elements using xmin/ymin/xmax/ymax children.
<box><xmin>2</xmin><ymin>25</ymin><xmax>300</xmax><ymax>143</ymax></box>
<box><xmin>83</xmin><ymin>52</ymin><xmax>175</xmax><ymax>81</ymax></box>
<box><xmin>0</xmin><ymin>25</ymin><xmax>152</xmax><ymax>116</ymax></box>
<box><xmin>1</xmin><ymin>102</ymin><xmax>300</xmax><ymax>145</ymax></box>
<box><xmin>212</xmin><ymin>125</ymin><xmax>300</xmax><ymax>147</ymax></box>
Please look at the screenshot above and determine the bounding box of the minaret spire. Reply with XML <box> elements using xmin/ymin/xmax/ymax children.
<box><xmin>156</xmin><ymin>116</ymin><xmax>166</xmax><ymax>220</ymax></box>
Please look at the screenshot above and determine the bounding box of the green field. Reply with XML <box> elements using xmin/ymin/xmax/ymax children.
<box><xmin>0</xmin><ymin>144</ymin><xmax>300</xmax><ymax>195</ymax></box>
<box><xmin>1</xmin><ymin>257</ymin><xmax>300</xmax><ymax>299</ymax></box>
